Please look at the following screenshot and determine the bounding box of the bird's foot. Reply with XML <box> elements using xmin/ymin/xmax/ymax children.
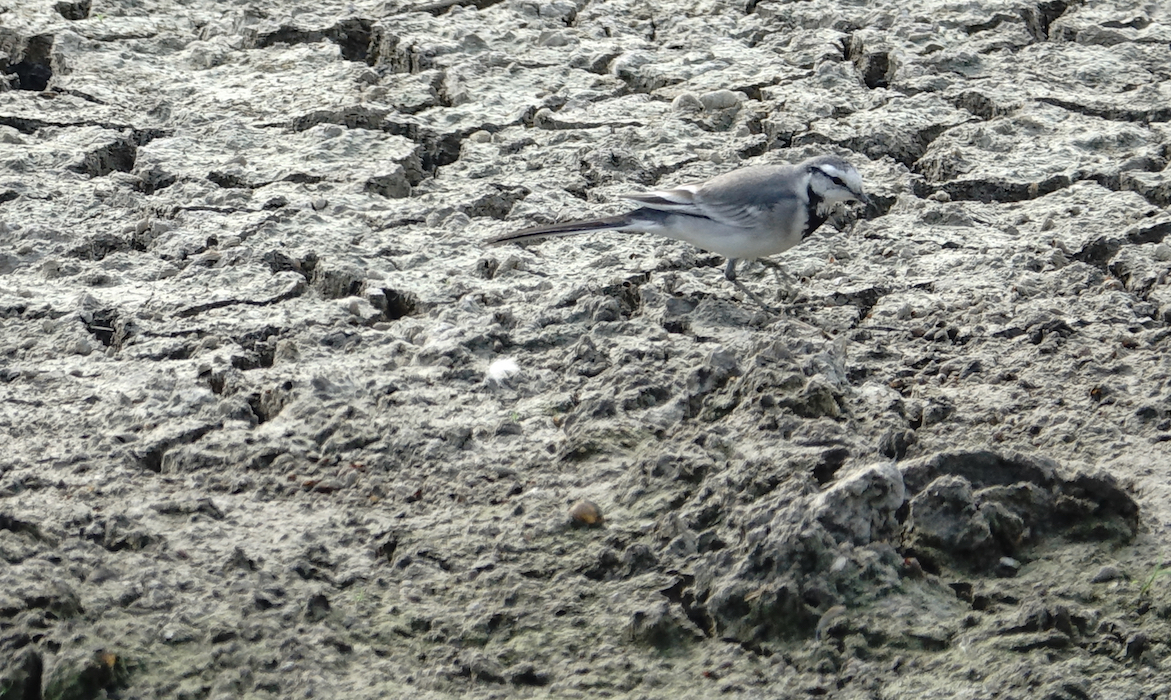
<box><xmin>732</xmin><ymin>279</ymin><xmax>783</xmax><ymax>315</ymax></box>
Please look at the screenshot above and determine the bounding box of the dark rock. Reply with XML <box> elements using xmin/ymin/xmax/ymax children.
<box><xmin>0</xmin><ymin>647</ymin><xmax>43</xmax><ymax>700</ymax></box>
<box><xmin>627</xmin><ymin>602</ymin><xmax>704</xmax><ymax>649</ymax></box>
<box><xmin>42</xmin><ymin>649</ymin><xmax>127</xmax><ymax>700</ymax></box>
<box><xmin>311</xmin><ymin>263</ymin><xmax>366</xmax><ymax>299</ymax></box>
<box><xmin>903</xmin><ymin>475</ymin><xmax>996</xmax><ymax>570</ymax></box>
<box><xmin>304</xmin><ymin>593</ymin><xmax>331</xmax><ymax>623</ymax></box>
<box><xmin>815</xmin><ymin>463</ymin><xmax>906</xmax><ymax>546</ymax></box>
<box><xmin>879</xmin><ymin>429</ymin><xmax>916</xmax><ymax>460</ymax></box>
<box><xmin>55</xmin><ymin>0</ymin><xmax>91</xmax><ymax>19</ymax></box>
<box><xmin>506</xmin><ymin>662</ymin><xmax>550</xmax><ymax>686</ymax></box>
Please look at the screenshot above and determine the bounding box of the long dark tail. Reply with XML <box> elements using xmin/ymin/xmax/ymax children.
<box><xmin>489</xmin><ymin>214</ymin><xmax>633</xmax><ymax>245</ymax></box>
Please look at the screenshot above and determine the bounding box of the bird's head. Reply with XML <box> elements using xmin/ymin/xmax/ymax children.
<box><xmin>806</xmin><ymin>156</ymin><xmax>870</xmax><ymax>208</ymax></box>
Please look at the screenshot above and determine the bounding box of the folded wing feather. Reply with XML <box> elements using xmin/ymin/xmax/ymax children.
<box><xmin>624</xmin><ymin>184</ymin><xmax>763</xmax><ymax>230</ymax></box>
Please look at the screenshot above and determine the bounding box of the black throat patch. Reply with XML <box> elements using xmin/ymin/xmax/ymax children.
<box><xmin>803</xmin><ymin>185</ymin><xmax>828</xmax><ymax>239</ymax></box>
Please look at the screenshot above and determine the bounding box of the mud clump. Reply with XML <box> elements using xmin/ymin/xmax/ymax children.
<box><xmin>1</xmin><ymin>0</ymin><xmax>1170</xmax><ymax>697</ymax></box>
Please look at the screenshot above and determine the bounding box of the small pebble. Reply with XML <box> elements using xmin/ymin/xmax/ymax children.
<box><xmin>312</xmin><ymin>479</ymin><xmax>342</xmax><ymax>493</ymax></box>
<box><xmin>0</xmin><ymin>126</ymin><xmax>26</xmax><ymax>144</ymax></box>
<box><xmin>995</xmin><ymin>556</ymin><xmax>1021</xmax><ymax>577</ymax></box>
<box><xmin>569</xmin><ymin>500</ymin><xmax>603</xmax><ymax>527</ymax></box>
<box><xmin>815</xmin><ymin>605</ymin><xmax>847</xmax><ymax>642</ymax></box>
<box><xmin>699</xmin><ymin>89</ymin><xmax>741</xmax><ymax>110</ymax></box>
<box><xmin>671</xmin><ymin>93</ymin><xmax>703</xmax><ymax>112</ymax></box>
<box><xmin>539</xmin><ymin>31</ymin><xmax>570</xmax><ymax>47</ymax></box>
<box><xmin>1090</xmin><ymin>565</ymin><xmax>1122</xmax><ymax>583</ymax></box>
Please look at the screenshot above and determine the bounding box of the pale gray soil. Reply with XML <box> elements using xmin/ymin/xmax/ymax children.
<box><xmin>2</xmin><ymin>0</ymin><xmax>1171</xmax><ymax>698</ymax></box>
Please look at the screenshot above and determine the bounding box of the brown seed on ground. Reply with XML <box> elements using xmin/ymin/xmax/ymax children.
<box><xmin>569</xmin><ymin>499</ymin><xmax>603</xmax><ymax>526</ymax></box>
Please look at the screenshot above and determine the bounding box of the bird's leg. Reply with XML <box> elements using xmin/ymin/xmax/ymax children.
<box><xmin>724</xmin><ymin>258</ymin><xmax>738</xmax><ymax>281</ymax></box>
<box><xmin>757</xmin><ymin>258</ymin><xmax>792</xmax><ymax>281</ymax></box>
<box><xmin>722</xmin><ymin>256</ymin><xmax>780</xmax><ymax>313</ymax></box>
<box><xmin>758</xmin><ymin>258</ymin><xmax>797</xmax><ymax>301</ymax></box>
<box><xmin>721</xmin><ymin>260</ymin><xmax>829</xmax><ymax>335</ymax></box>
<box><xmin>732</xmin><ymin>278</ymin><xmax>781</xmax><ymax>314</ymax></box>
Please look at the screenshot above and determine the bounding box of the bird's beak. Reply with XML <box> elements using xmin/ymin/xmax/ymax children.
<box><xmin>855</xmin><ymin>192</ymin><xmax>874</xmax><ymax>214</ymax></box>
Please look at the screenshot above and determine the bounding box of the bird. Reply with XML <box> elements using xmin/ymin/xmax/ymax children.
<box><xmin>489</xmin><ymin>155</ymin><xmax>871</xmax><ymax>285</ymax></box>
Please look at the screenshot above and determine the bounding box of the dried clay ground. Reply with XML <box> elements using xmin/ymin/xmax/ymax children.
<box><xmin>2</xmin><ymin>0</ymin><xmax>1171</xmax><ymax>698</ymax></box>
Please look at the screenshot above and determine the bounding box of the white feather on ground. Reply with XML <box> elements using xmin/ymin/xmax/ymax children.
<box><xmin>486</xmin><ymin>358</ymin><xmax>521</xmax><ymax>386</ymax></box>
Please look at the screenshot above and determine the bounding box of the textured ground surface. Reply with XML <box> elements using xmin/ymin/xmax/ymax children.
<box><xmin>2</xmin><ymin>0</ymin><xmax>1171</xmax><ymax>698</ymax></box>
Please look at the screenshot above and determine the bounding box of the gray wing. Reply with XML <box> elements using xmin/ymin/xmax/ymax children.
<box><xmin>621</xmin><ymin>165</ymin><xmax>800</xmax><ymax>229</ymax></box>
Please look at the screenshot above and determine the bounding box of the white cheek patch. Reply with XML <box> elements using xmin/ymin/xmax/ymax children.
<box><xmin>845</xmin><ymin>171</ymin><xmax>864</xmax><ymax>194</ymax></box>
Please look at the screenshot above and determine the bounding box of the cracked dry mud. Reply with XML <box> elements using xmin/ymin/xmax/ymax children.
<box><xmin>2</xmin><ymin>0</ymin><xmax>1171</xmax><ymax>698</ymax></box>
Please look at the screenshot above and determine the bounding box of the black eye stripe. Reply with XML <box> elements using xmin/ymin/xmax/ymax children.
<box><xmin>817</xmin><ymin>169</ymin><xmax>847</xmax><ymax>187</ymax></box>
